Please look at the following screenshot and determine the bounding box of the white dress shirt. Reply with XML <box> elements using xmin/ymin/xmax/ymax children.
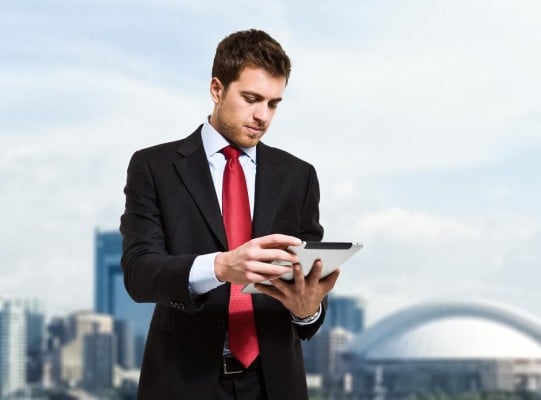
<box><xmin>187</xmin><ymin>120</ymin><xmax>321</xmax><ymax>325</ymax></box>
<box><xmin>189</xmin><ymin>120</ymin><xmax>256</xmax><ymax>294</ymax></box>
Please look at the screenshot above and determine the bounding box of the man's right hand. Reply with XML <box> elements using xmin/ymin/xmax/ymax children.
<box><xmin>214</xmin><ymin>234</ymin><xmax>302</xmax><ymax>285</ymax></box>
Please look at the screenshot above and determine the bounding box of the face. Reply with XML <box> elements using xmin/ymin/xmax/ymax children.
<box><xmin>209</xmin><ymin>66</ymin><xmax>287</xmax><ymax>148</ymax></box>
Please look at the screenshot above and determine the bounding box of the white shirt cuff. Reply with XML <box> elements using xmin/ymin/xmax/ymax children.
<box><xmin>189</xmin><ymin>252</ymin><xmax>224</xmax><ymax>295</ymax></box>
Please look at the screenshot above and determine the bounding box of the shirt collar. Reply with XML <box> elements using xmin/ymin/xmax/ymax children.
<box><xmin>201</xmin><ymin>118</ymin><xmax>257</xmax><ymax>163</ymax></box>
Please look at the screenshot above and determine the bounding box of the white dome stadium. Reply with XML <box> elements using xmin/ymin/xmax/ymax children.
<box><xmin>348</xmin><ymin>301</ymin><xmax>541</xmax><ymax>359</ymax></box>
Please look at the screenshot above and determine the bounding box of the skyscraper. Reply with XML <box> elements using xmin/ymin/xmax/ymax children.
<box><xmin>302</xmin><ymin>294</ymin><xmax>365</xmax><ymax>388</ymax></box>
<box><xmin>60</xmin><ymin>311</ymin><xmax>114</xmax><ymax>388</ymax></box>
<box><xmin>83</xmin><ymin>325</ymin><xmax>115</xmax><ymax>390</ymax></box>
<box><xmin>326</xmin><ymin>294</ymin><xmax>365</xmax><ymax>333</ymax></box>
<box><xmin>0</xmin><ymin>299</ymin><xmax>26</xmax><ymax>398</ymax></box>
<box><xmin>25</xmin><ymin>299</ymin><xmax>45</xmax><ymax>383</ymax></box>
<box><xmin>47</xmin><ymin>316</ymin><xmax>68</xmax><ymax>388</ymax></box>
<box><xmin>114</xmin><ymin>319</ymin><xmax>135</xmax><ymax>369</ymax></box>
<box><xmin>94</xmin><ymin>229</ymin><xmax>153</xmax><ymax>367</ymax></box>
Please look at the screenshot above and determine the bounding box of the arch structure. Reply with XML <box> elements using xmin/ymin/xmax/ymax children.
<box><xmin>348</xmin><ymin>300</ymin><xmax>541</xmax><ymax>357</ymax></box>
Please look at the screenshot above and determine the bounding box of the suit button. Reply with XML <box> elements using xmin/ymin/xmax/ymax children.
<box><xmin>169</xmin><ymin>301</ymin><xmax>182</xmax><ymax>310</ymax></box>
<box><xmin>217</xmin><ymin>319</ymin><xmax>225</xmax><ymax>328</ymax></box>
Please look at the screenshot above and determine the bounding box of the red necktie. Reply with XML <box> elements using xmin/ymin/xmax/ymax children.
<box><xmin>221</xmin><ymin>145</ymin><xmax>259</xmax><ymax>367</ymax></box>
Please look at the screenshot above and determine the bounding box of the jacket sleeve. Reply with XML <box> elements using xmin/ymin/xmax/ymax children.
<box><xmin>119</xmin><ymin>150</ymin><xmax>204</xmax><ymax>313</ymax></box>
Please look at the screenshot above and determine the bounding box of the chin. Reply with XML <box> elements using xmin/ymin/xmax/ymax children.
<box><xmin>238</xmin><ymin>140</ymin><xmax>259</xmax><ymax>148</ymax></box>
<box><xmin>235</xmin><ymin>135</ymin><xmax>261</xmax><ymax>148</ymax></box>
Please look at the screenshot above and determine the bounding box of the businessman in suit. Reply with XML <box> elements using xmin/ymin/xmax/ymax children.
<box><xmin>120</xmin><ymin>29</ymin><xmax>338</xmax><ymax>399</ymax></box>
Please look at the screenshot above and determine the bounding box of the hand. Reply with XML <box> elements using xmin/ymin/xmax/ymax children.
<box><xmin>214</xmin><ymin>234</ymin><xmax>302</xmax><ymax>285</ymax></box>
<box><xmin>254</xmin><ymin>260</ymin><xmax>340</xmax><ymax>319</ymax></box>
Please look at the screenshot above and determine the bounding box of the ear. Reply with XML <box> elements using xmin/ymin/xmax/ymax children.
<box><xmin>210</xmin><ymin>77</ymin><xmax>224</xmax><ymax>104</ymax></box>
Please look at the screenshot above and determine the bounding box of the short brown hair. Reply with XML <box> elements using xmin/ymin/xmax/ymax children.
<box><xmin>212</xmin><ymin>29</ymin><xmax>291</xmax><ymax>88</ymax></box>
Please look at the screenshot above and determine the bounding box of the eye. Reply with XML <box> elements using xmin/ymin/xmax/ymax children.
<box><xmin>269</xmin><ymin>101</ymin><xmax>280</xmax><ymax>109</ymax></box>
<box><xmin>243</xmin><ymin>95</ymin><xmax>257</xmax><ymax>104</ymax></box>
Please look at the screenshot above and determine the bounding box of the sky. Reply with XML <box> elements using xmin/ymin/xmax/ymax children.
<box><xmin>1</xmin><ymin>0</ymin><xmax>540</xmax><ymax>325</ymax></box>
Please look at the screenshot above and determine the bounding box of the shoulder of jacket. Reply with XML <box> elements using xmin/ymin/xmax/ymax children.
<box><xmin>257</xmin><ymin>142</ymin><xmax>314</xmax><ymax>170</ymax></box>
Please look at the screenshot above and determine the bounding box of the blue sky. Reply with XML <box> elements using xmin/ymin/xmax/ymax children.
<box><xmin>1</xmin><ymin>0</ymin><xmax>540</xmax><ymax>324</ymax></box>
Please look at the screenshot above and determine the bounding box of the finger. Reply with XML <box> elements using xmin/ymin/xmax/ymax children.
<box><xmin>318</xmin><ymin>269</ymin><xmax>340</xmax><ymax>292</ymax></box>
<box><xmin>268</xmin><ymin>276</ymin><xmax>294</xmax><ymax>296</ymax></box>
<box><xmin>255</xmin><ymin>282</ymin><xmax>286</xmax><ymax>302</ymax></box>
<box><xmin>238</xmin><ymin>247</ymin><xmax>298</xmax><ymax>267</ymax></box>
<box><xmin>305</xmin><ymin>260</ymin><xmax>323</xmax><ymax>285</ymax></box>
<box><xmin>292</xmin><ymin>263</ymin><xmax>306</xmax><ymax>287</ymax></box>
<box><xmin>253</xmin><ymin>234</ymin><xmax>302</xmax><ymax>249</ymax></box>
<box><xmin>244</xmin><ymin>260</ymin><xmax>294</xmax><ymax>278</ymax></box>
<box><xmin>244</xmin><ymin>271</ymin><xmax>289</xmax><ymax>283</ymax></box>
<box><xmin>257</xmin><ymin>248</ymin><xmax>299</xmax><ymax>264</ymax></box>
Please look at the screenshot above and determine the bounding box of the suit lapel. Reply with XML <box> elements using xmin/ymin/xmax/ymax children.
<box><xmin>173</xmin><ymin>128</ymin><xmax>228</xmax><ymax>250</ymax></box>
<box><xmin>252</xmin><ymin>143</ymin><xmax>287</xmax><ymax>238</ymax></box>
<box><xmin>172</xmin><ymin>134</ymin><xmax>286</xmax><ymax>250</ymax></box>
<box><xmin>238</xmin><ymin>143</ymin><xmax>292</xmax><ymax>332</ymax></box>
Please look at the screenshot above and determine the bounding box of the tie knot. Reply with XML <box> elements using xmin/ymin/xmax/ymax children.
<box><xmin>221</xmin><ymin>145</ymin><xmax>243</xmax><ymax>160</ymax></box>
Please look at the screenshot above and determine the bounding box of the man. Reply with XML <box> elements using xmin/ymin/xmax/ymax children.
<box><xmin>120</xmin><ymin>29</ymin><xmax>338</xmax><ymax>399</ymax></box>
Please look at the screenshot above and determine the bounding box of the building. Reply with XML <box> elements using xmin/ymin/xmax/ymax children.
<box><xmin>25</xmin><ymin>299</ymin><xmax>45</xmax><ymax>384</ymax></box>
<box><xmin>46</xmin><ymin>316</ymin><xmax>68</xmax><ymax>388</ymax></box>
<box><xmin>59</xmin><ymin>311</ymin><xmax>114</xmax><ymax>389</ymax></box>
<box><xmin>304</xmin><ymin>294</ymin><xmax>363</xmax><ymax>396</ymax></box>
<box><xmin>114</xmin><ymin>320</ymin><xmax>135</xmax><ymax>370</ymax></box>
<box><xmin>305</xmin><ymin>327</ymin><xmax>354</xmax><ymax>379</ymax></box>
<box><xmin>327</xmin><ymin>327</ymin><xmax>355</xmax><ymax>378</ymax></box>
<box><xmin>0</xmin><ymin>299</ymin><xmax>26</xmax><ymax>398</ymax></box>
<box><xmin>47</xmin><ymin>317</ymin><xmax>68</xmax><ymax>352</ymax></box>
<box><xmin>304</xmin><ymin>295</ymin><xmax>364</xmax><ymax>372</ymax></box>
<box><xmin>82</xmin><ymin>327</ymin><xmax>115</xmax><ymax>390</ymax></box>
<box><xmin>95</xmin><ymin>229</ymin><xmax>153</xmax><ymax>367</ymax></box>
<box><xmin>340</xmin><ymin>301</ymin><xmax>541</xmax><ymax>397</ymax></box>
<box><xmin>325</xmin><ymin>294</ymin><xmax>365</xmax><ymax>333</ymax></box>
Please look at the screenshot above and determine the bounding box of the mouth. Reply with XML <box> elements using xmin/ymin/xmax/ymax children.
<box><xmin>246</xmin><ymin>125</ymin><xmax>263</xmax><ymax>133</ymax></box>
<box><xmin>245</xmin><ymin>125</ymin><xmax>264</xmax><ymax>135</ymax></box>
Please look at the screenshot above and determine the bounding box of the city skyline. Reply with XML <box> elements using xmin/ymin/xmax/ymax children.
<box><xmin>1</xmin><ymin>0</ymin><xmax>540</xmax><ymax>324</ymax></box>
<box><xmin>2</xmin><ymin>292</ymin><xmax>540</xmax><ymax>397</ymax></box>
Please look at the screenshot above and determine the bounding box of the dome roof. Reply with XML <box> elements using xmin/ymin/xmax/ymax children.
<box><xmin>348</xmin><ymin>301</ymin><xmax>541</xmax><ymax>360</ymax></box>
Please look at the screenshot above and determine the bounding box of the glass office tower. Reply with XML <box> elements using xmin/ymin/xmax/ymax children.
<box><xmin>0</xmin><ymin>300</ymin><xmax>26</xmax><ymax>398</ymax></box>
<box><xmin>94</xmin><ymin>230</ymin><xmax>153</xmax><ymax>367</ymax></box>
<box><xmin>326</xmin><ymin>295</ymin><xmax>365</xmax><ymax>333</ymax></box>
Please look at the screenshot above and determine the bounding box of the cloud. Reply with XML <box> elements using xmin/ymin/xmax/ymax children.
<box><xmin>267</xmin><ymin>0</ymin><xmax>541</xmax><ymax>179</ymax></box>
<box><xmin>331</xmin><ymin>179</ymin><xmax>356</xmax><ymax>200</ymax></box>
<box><xmin>357</xmin><ymin>207</ymin><xmax>481</xmax><ymax>241</ymax></box>
<box><xmin>0</xmin><ymin>66</ymin><xmax>207</xmax><ymax>315</ymax></box>
<box><xmin>333</xmin><ymin>210</ymin><xmax>541</xmax><ymax>324</ymax></box>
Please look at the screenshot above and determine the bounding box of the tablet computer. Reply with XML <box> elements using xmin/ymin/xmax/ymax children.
<box><xmin>241</xmin><ymin>241</ymin><xmax>363</xmax><ymax>294</ymax></box>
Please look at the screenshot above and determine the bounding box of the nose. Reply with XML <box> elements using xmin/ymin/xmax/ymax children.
<box><xmin>253</xmin><ymin>103</ymin><xmax>270</xmax><ymax>124</ymax></box>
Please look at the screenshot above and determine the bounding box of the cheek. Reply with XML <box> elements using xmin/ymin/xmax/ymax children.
<box><xmin>229</xmin><ymin>98</ymin><xmax>251</xmax><ymax>116</ymax></box>
<box><xmin>223</xmin><ymin>101</ymin><xmax>244</xmax><ymax>122</ymax></box>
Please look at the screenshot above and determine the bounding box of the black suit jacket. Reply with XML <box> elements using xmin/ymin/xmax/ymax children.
<box><xmin>120</xmin><ymin>126</ymin><xmax>325</xmax><ymax>399</ymax></box>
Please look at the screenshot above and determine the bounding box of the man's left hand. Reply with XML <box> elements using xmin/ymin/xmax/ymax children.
<box><xmin>254</xmin><ymin>260</ymin><xmax>339</xmax><ymax>318</ymax></box>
